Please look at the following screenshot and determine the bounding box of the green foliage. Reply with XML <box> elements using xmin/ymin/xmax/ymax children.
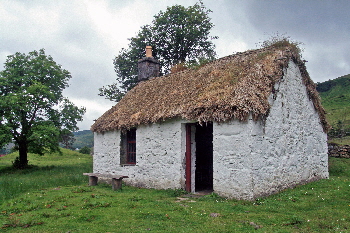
<box><xmin>317</xmin><ymin>74</ymin><xmax>350</xmax><ymax>142</ymax></box>
<box><xmin>151</xmin><ymin>1</ymin><xmax>217</xmax><ymax>70</ymax></box>
<box><xmin>99</xmin><ymin>1</ymin><xmax>218</xmax><ymax>102</ymax></box>
<box><xmin>316</xmin><ymin>74</ymin><xmax>350</xmax><ymax>93</ymax></box>
<box><xmin>78</xmin><ymin>146</ymin><xmax>91</xmax><ymax>155</ymax></box>
<box><xmin>0</xmin><ymin>49</ymin><xmax>86</xmax><ymax>168</ymax></box>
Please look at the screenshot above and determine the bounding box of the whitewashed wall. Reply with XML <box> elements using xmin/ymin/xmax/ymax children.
<box><xmin>213</xmin><ymin>61</ymin><xmax>328</xmax><ymax>200</ymax></box>
<box><xmin>94</xmin><ymin>119</ymin><xmax>189</xmax><ymax>189</ymax></box>
<box><xmin>251</xmin><ymin>61</ymin><xmax>328</xmax><ymax>198</ymax></box>
<box><xmin>93</xmin><ymin>130</ymin><xmax>121</xmax><ymax>174</ymax></box>
<box><xmin>213</xmin><ymin>118</ymin><xmax>262</xmax><ymax>200</ymax></box>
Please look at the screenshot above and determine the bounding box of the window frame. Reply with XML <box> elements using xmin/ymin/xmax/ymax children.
<box><xmin>126</xmin><ymin>128</ymin><xmax>136</xmax><ymax>164</ymax></box>
<box><xmin>120</xmin><ymin>128</ymin><xmax>136</xmax><ymax>166</ymax></box>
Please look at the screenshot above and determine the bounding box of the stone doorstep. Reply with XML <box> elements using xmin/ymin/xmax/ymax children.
<box><xmin>183</xmin><ymin>190</ymin><xmax>213</xmax><ymax>198</ymax></box>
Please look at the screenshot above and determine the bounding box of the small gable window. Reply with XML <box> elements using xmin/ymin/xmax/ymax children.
<box><xmin>120</xmin><ymin>128</ymin><xmax>136</xmax><ymax>165</ymax></box>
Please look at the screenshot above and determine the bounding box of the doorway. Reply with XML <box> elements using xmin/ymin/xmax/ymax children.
<box><xmin>195</xmin><ymin>123</ymin><xmax>213</xmax><ymax>191</ymax></box>
<box><xmin>185</xmin><ymin>123</ymin><xmax>213</xmax><ymax>192</ymax></box>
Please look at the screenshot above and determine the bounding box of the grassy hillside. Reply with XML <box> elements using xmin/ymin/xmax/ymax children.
<box><xmin>317</xmin><ymin>74</ymin><xmax>350</xmax><ymax>144</ymax></box>
<box><xmin>72</xmin><ymin>130</ymin><xmax>93</xmax><ymax>149</ymax></box>
<box><xmin>1</xmin><ymin>151</ymin><xmax>349</xmax><ymax>232</ymax></box>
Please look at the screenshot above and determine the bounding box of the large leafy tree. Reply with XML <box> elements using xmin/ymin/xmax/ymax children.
<box><xmin>99</xmin><ymin>1</ymin><xmax>218</xmax><ymax>101</ymax></box>
<box><xmin>0</xmin><ymin>49</ymin><xmax>86</xmax><ymax>168</ymax></box>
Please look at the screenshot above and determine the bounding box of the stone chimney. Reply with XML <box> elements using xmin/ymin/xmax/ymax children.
<box><xmin>138</xmin><ymin>46</ymin><xmax>160</xmax><ymax>82</ymax></box>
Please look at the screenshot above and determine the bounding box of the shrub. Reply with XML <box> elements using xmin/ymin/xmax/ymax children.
<box><xmin>79</xmin><ymin>146</ymin><xmax>91</xmax><ymax>155</ymax></box>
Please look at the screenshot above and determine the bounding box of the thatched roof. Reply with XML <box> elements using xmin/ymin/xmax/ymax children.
<box><xmin>92</xmin><ymin>43</ymin><xmax>329</xmax><ymax>133</ymax></box>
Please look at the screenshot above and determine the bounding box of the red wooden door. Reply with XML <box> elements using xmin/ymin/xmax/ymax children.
<box><xmin>185</xmin><ymin>124</ymin><xmax>192</xmax><ymax>192</ymax></box>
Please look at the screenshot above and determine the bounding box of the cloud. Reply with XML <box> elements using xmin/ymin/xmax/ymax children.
<box><xmin>240</xmin><ymin>0</ymin><xmax>350</xmax><ymax>82</ymax></box>
<box><xmin>1</xmin><ymin>0</ymin><xmax>349</xmax><ymax>130</ymax></box>
<box><xmin>67</xmin><ymin>97</ymin><xmax>114</xmax><ymax>130</ymax></box>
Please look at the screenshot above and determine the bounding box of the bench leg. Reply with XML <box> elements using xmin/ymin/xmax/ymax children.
<box><xmin>89</xmin><ymin>176</ymin><xmax>98</xmax><ymax>186</ymax></box>
<box><xmin>112</xmin><ymin>178</ymin><xmax>122</xmax><ymax>190</ymax></box>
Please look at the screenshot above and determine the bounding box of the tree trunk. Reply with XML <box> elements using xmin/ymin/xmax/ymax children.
<box><xmin>18</xmin><ymin>141</ymin><xmax>28</xmax><ymax>168</ymax></box>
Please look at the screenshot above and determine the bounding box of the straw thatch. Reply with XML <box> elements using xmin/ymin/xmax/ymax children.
<box><xmin>91</xmin><ymin>43</ymin><xmax>329</xmax><ymax>133</ymax></box>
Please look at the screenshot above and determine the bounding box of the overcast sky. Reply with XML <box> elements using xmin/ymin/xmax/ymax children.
<box><xmin>1</xmin><ymin>0</ymin><xmax>349</xmax><ymax>130</ymax></box>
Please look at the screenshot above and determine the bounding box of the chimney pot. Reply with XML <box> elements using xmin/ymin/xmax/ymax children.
<box><xmin>146</xmin><ymin>46</ymin><xmax>152</xmax><ymax>57</ymax></box>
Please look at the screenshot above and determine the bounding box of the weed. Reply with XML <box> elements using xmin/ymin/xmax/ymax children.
<box><xmin>41</xmin><ymin>213</ymin><xmax>51</xmax><ymax>218</ymax></box>
<box><xmin>282</xmin><ymin>216</ymin><xmax>304</xmax><ymax>226</ymax></box>
<box><xmin>77</xmin><ymin>214</ymin><xmax>97</xmax><ymax>222</ymax></box>
<box><xmin>253</xmin><ymin>198</ymin><xmax>265</xmax><ymax>205</ymax></box>
<box><xmin>200</xmin><ymin>192</ymin><xmax>227</xmax><ymax>202</ymax></box>
<box><xmin>128</xmin><ymin>195</ymin><xmax>143</xmax><ymax>202</ymax></box>
<box><xmin>72</xmin><ymin>187</ymin><xmax>93</xmax><ymax>193</ymax></box>
<box><xmin>81</xmin><ymin>201</ymin><xmax>111</xmax><ymax>210</ymax></box>
<box><xmin>1</xmin><ymin>215</ymin><xmax>43</xmax><ymax>230</ymax></box>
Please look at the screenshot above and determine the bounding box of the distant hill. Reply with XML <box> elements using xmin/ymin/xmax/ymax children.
<box><xmin>316</xmin><ymin>74</ymin><xmax>350</xmax><ymax>142</ymax></box>
<box><xmin>72</xmin><ymin>130</ymin><xmax>93</xmax><ymax>149</ymax></box>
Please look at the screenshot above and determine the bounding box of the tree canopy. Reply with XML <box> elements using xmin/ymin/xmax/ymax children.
<box><xmin>0</xmin><ymin>49</ymin><xmax>86</xmax><ymax>168</ymax></box>
<box><xmin>99</xmin><ymin>1</ymin><xmax>218</xmax><ymax>102</ymax></box>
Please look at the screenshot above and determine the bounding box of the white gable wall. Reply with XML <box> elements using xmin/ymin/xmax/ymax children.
<box><xmin>250</xmin><ymin>60</ymin><xmax>328</xmax><ymax>198</ymax></box>
<box><xmin>211</xmin><ymin>60</ymin><xmax>328</xmax><ymax>200</ymax></box>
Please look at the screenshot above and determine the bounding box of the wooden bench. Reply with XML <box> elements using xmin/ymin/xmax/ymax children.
<box><xmin>83</xmin><ymin>173</ymin><xmax>129</xmax><ymax>190</ymax></box>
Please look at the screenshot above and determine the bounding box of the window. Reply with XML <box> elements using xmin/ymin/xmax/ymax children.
<box><xmin>126</xmin><ymin>129</ymin><xmax>136</xmax><ymax>164</ymax></box>
<box><xmin>120</xmin><ymin>128</ymin><xmax>136</xmax><ymax>165</ymax></box>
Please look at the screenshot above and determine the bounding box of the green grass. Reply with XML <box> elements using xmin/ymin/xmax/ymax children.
<box><xmin>1</xmin><ymin>151</ymin><xmax>350</xmax><ymax>232</ymax></box>
<box><xmin>0</xmin><ymin>149</ymin><xmax>92</xmax><ymax>202</ymax></box>
<box><xmin>328</xmin><ymin>136</ymin><xmax>350</xmax><ymax>145</ymax></box>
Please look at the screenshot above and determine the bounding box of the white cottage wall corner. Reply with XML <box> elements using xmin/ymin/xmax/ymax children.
<box><xmin>251</xmin><ymin>61</ymin><xmax>328</xmax><ymax>197</ymax></box>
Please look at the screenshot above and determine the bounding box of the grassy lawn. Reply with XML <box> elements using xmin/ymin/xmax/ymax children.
<box><xmin>328</xmin><ymin>136</ymin><xmax>350</xmax><ymax>146</ymax></box>
<box><xmin>1</xmin><ymin>150</ymin><xmax>349</xmax><ymax>232</ymax></box>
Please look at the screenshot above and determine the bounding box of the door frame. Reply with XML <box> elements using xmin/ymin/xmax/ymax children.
<box><xmin>185</xmin><ymin>123</ymin><xmax>213</xmax><ymax>193</ymax></box>
<box><xmin>185</xmin><ymin>124</ymin><xmax>192</xmax><ymax>192</ymax></box>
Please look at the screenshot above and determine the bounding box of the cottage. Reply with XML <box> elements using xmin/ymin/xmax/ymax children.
<box><xmin>91</xmin><ymin>43</ymin><xmax>329</xmax><ymax>200</ymax></box>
